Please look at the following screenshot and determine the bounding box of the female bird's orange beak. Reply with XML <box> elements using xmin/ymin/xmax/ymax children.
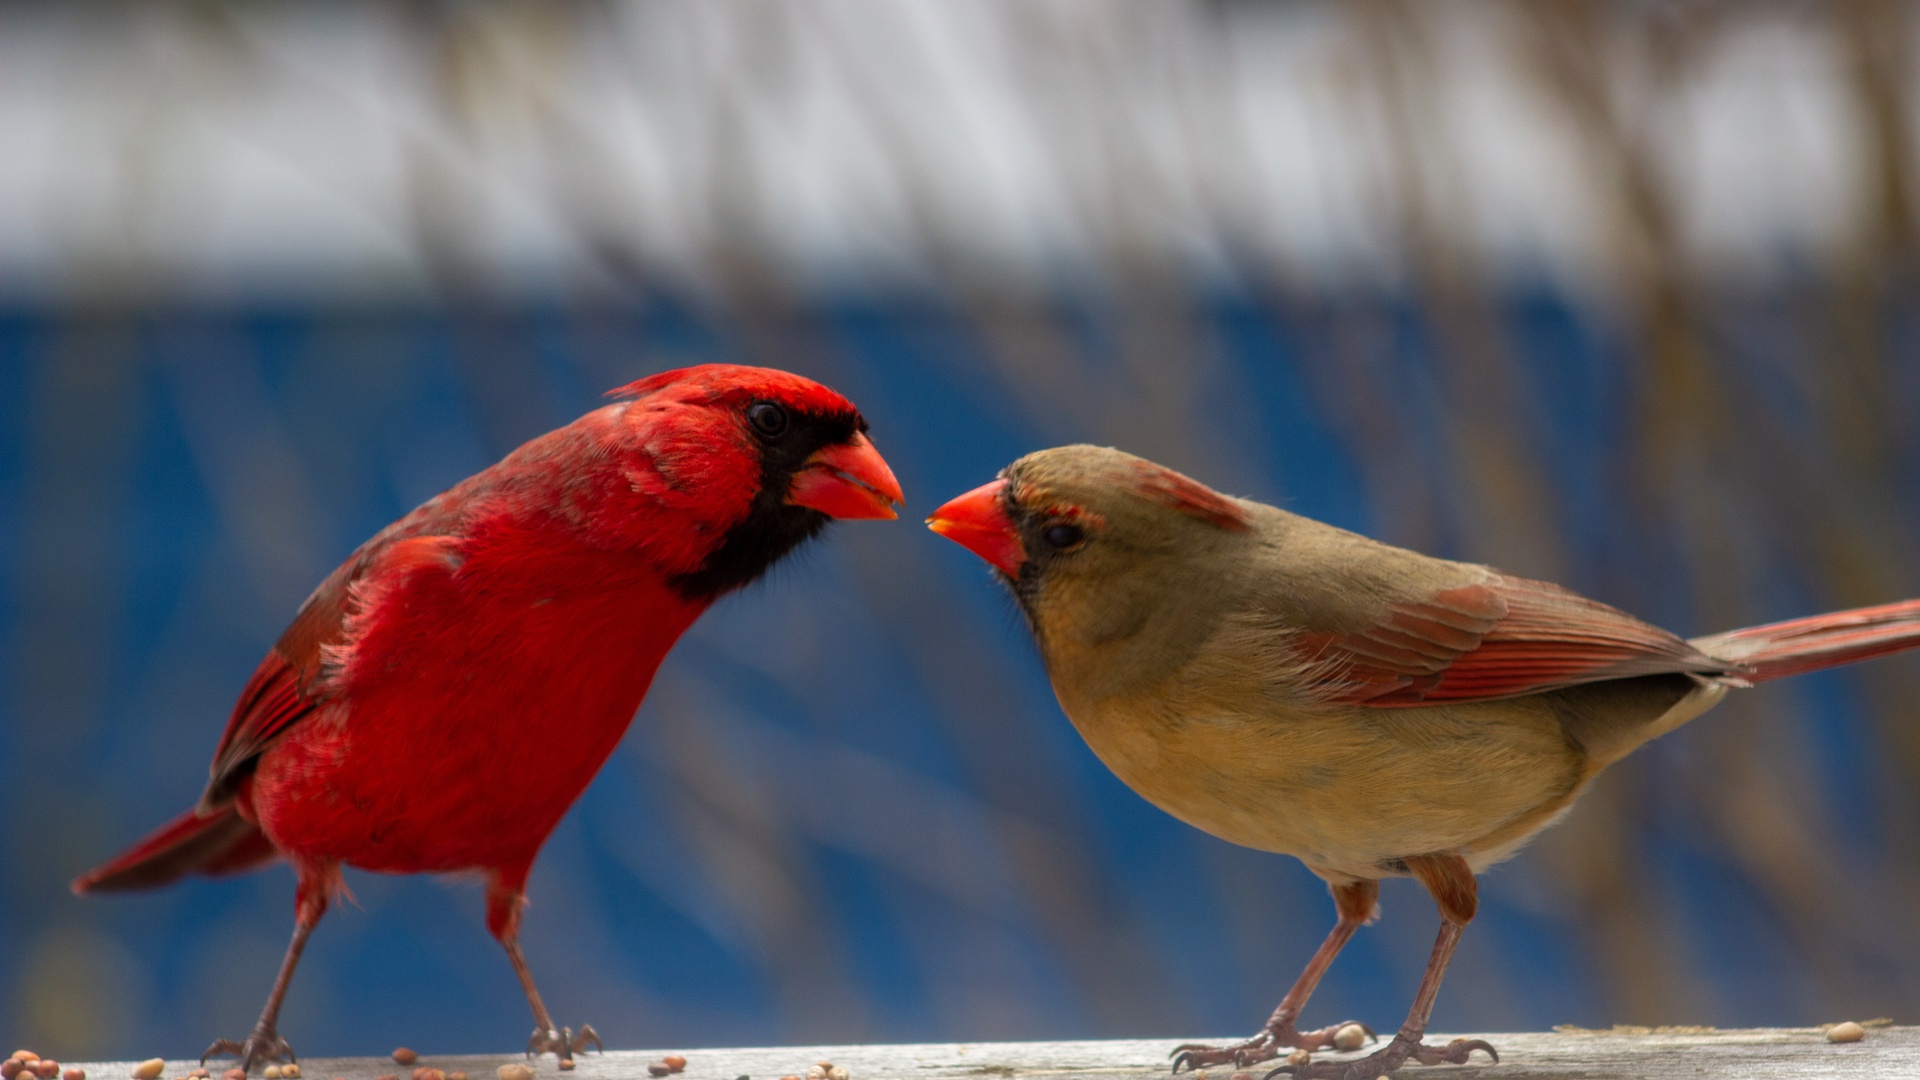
<box><xmin>786</xmin><ymin>433</ymin><xmax>906</xmax><ymax>520</ymax></box>
<box><xmin>926</xmin><ymin>479</ymin><xmax>1025</xmax><ymax>577</ymax></box>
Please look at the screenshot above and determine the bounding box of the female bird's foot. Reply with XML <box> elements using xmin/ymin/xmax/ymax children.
<box><xmin>527</xmin><ymin>1025</ymin><xmax>603</xmax><ymax>1062</ymax></box>
<box><xmin>1261</xmin><ymin>1035</ymin><xmax>1495</xmax><ymax>1079</ymax></box>
<box><xmin>201</xmin><ymin>1028</ymin><xmax>296</xmax><ymax>1074</ymax></box>
<box><xmin>1171</xmin><ymin>1023</ymin><xmax>1376</xmax><ymax>1072</ymax></box>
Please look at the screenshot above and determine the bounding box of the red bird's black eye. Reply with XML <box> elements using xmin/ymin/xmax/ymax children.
<box><xmin>747</xmin><ymin>401</ymin><xmax>789</xmax><ymax>438</ymax></box>
<box><xmin>1043</xmin><ymin>523</ymin><xmax>1085</xmax><ymax>550</ymax></box>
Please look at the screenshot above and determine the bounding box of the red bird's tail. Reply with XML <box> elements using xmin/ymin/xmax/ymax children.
<box><xmin>1692</xmin><ymin>597</ymin><xmax>1920</xmax><ymax>684</ymax></box>
<box><xmin>72</xmin><ymin>806</ymin><xmax>278</xmax><ymax>894</ymax></box>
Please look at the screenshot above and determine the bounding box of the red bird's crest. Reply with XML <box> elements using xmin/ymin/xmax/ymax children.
<box><xmin>608</xmin><ymin>364</ymin><xmax>865</xmax><ymax>426</ymax></box>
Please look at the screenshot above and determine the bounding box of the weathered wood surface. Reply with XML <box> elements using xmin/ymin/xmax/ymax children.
<box><xmin>68</xmin><ymin>1029</ymin><xmax>1917</xmax><ymax>1080</ymax></box>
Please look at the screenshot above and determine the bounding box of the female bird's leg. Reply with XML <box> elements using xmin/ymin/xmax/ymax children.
<box><xmin>204</xmin><ymin>867</ymin><xmax>332</xmax><ymax>1074</ymax></box>
<box><xmin>488</xmin><ymin>868</ymin><xmax>602</xmax><ymax>1062</ymax></box>
<box><xmin>1266</xmin><ymin>855</ymin><xmax>1496</xmax><ymax>1080</ymax></box>
<box><xmin>1171</xmin><ymin>880</ymin><xmax>1381</xmax><ymax>1072</ymax></box>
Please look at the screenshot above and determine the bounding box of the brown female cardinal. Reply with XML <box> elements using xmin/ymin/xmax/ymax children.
<box><xmin>927</xmin><ymin>444</ymin><xmax>1920</xmax><ymax>1080</ymax></box>
<box><xmin>73</xmin><ymin>365</ymin><xmax>903</xmax><ymax>1072</ymax></box>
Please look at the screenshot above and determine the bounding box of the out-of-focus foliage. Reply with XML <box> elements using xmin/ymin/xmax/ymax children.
<box><xmin>2</xmin><ymin>0</ymin><xmax>1918</xmax><ymax>1062</ymax></box>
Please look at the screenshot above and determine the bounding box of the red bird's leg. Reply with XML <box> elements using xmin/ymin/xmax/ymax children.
<box><xmin>488</xmin><ymin>868</ymin><xmax>602</xmax><ymax>1062</ymax></box>
<box><xmin>204</xmin><ymin>866</ymin><xmax>333</xmax><ymax>1074</ymax></box>
<box><xmin>1172</xmin><ymin>881</ymin><xmax>1380</xmax><ymax>1072</ymax></box>
<box><xmin>1267</xmin><ymin>855</ymin><xmax>1496</xmax><ymax>1079</ymax></box>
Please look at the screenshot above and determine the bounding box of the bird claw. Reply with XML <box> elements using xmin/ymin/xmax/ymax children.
<box><xmin>1171</xmin><ymin>1023</ymin><xmax>1377</xmax><ymax>1073</ymax></box>
<box><xmin>1171</xmin><ymin>1047</ymin><xmax>1276</xmax><ymax>1074</ymax></box>
<box><xmin>527</xmin><ymin>1025</ymin><xmax>603</xmax><ymax>1062</ymax></box>
<box><xmin>1410</xmin><ymin>1038</ymin><xmax>1496</xmax><ymax>1066</ymax></box>
<box><xmin>1259</xmin><ymin>1036</ymin><xmax>1496</xmax><ymax>1079</ymax></box>
<box><xmin>202</xmin><ymin>1029</ymin><xmax>297</xmax><ymax>1074</ymax></box>
<box><xmin>1169</xmin><ymin>1050</ymin><xmax>1217</xmax><ymax>1074</ymax></box>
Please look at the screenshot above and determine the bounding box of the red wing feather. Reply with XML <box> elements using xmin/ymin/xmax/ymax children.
<box><xmin>200</xmin><ymin>533</ymin><xmax>458</xmax><ymax>809</ymax></box>
<box><xmin>1300</xmin><ymin>576</ymin><xmax>1731</xmax><ymax>706</ymax></box>
<box><xmin>199</xmin><ymin>651</ymin><xmax>322</xmax><ymax>810</ymax></box>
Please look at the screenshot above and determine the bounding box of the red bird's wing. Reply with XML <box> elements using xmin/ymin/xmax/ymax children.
<box><xmin>199</xmin><ymin>533</ymin><xmax>459</xmax><ymax>810</ymax></box>
<box><xmin>1294</xmin><ymin>574</ymin><xmax>1732</xmax><ymax>707</ymax></box>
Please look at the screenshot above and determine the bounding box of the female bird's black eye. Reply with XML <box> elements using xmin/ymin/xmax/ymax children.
<box><xmin>1043</xmin><ymin>523</ymin><xmax>1086</xmax><ymax>550</ymax></box>
<box><xmin>747</xmin><ymin>401</ymin><xmax>789</xmax><ymax>438</ymax></box>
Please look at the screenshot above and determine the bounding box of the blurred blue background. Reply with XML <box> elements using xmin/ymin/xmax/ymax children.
<box><xmin>5</xmin><ymin>0</ymin><xmax>1920</xmax><ymax>1062</ymax></box>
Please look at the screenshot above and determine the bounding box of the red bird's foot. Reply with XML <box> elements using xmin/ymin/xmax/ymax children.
<box><xmin>527</xmin><ymin>1025</ymin><xmax>602</xmax><ymax>1062</ymax></box>
<box><xmin>1171</xmin><ymin>1024</ymin><xmax>1377</xmax><ymax>1072</ymax></box>
<box><xmin>201</xmin><ymin>1028</ymin><xmax>296</xmax><ymax>1075</ymax></box>
<box><xmin>1262</xmin><ymin>1035</ymin><xmax>1496</xmax><ymax>1079</ymax></box>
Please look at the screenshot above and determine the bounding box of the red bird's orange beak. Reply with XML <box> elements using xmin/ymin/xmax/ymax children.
<box><xmin>926</xmin><ymin>479</ymin><xmax>1025</xmax><ymax>577</ymax></box>
<box><xmin>786</xmin><ymin>433</ymin><xmax>905</xmax><ymax>520</ymax></box>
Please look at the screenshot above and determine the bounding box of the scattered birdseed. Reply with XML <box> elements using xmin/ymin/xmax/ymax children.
<box><xmin>392</xmin><ymin>1051</ymin><xmax>419</xmax><ymax>1067</ymax></box>
<box><xmin>804</xmin><ymin>1068</ymin><xmax>825</xmax><ymax>1080</ymax></box>
<box><xmin>662</xmin><ymin>1058</ymin><xmax>687</xmax><ymax>1073</ymax></box>
<box><xmin>419</xmin><ymin>1069</ymin><xmax>445</xmax><ymax>1080</ymax></box>
<box><xmin>448</xmin><ymin>1072</ymin><xmax>468</xmax><ymax>1080</ymax></box>
<box><xmin>32</xmin><ymin>1063</ymin><xmax>56</xmax><ymax>1080</ymax></box>
<box><xmin>281</xmin><ymin>1068</ymin><xmax>299</xmax><ymax>1079</ymax></box>
<box><xmin>190</xmin><ymin>1070</ymin><xmax>210</xmax><ymax>1079</ymax></box>
<box><xmin>1231</xmin><ymin>1072</ymin><xmax>1253</xmax><ymax>1080</ymax></box>
<box><xmin>1827</xmin><ymin>1021</ymin><xmax>1866</xmax><ymax>1044</ymax></box>
<box><xmin>826</xmin><ymin>1068</ymin><xmax>848</xmax><ymax>1080</ymax></box>
<box><xmin>1285</xmin><ymin>1049</ymin><xmax>1311</xmax><ymax>1068</ymax></box>
<box><xmin>3</xmin><ymin>1061</ymin><xmax>24</xmax><ymax>1079</ymax></box>
<box><xmin>61</xmin><ymin>1070</ymin><xmax>83</xmax><ymax>1080</ymax></box>
<box><xmin>264</xmin><ymin>1066</ymin><xmax>283</xmax><ymax>1079</ymax></box>
<box><xmin>133</xmin><ymin>1061</ymin><xmax>166</xmax><ymax>1080</ymax></box>
<box><xmin>10</xmin><ymin>1056</ymin><xmax>34</xmax><ymax>1065</ymax></box>
<box><xmin>647</xmin><ymin>1066</ymin><xmax>670</xmax><ymax>1077</ymax></box>
<box><xmin>224</xmin><ymin>1069</ymin><xmax>246</xmax><ymax>1080</ymax></box>
<box><xmin>557</xmin><ymin>1064</ymin><xmax>575</xmax><ymax>1073</ymax></box>
<box><xmin>1332</xmin><ymin>1025</ymin><xmax>1368</xmax><ymax>1052</ymax></box>
<box><xmin>496</xmin><ymin>1065</ymin><xmax>534</xmax><ymax>1080</ymax></box>
<box><xmin>779</xmin><ymin>1074</ymin><xmax>801</xmax><ymax>1080</ymax></box>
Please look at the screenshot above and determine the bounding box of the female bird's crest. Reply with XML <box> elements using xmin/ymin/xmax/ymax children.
<box><xmin>1010</xmin><ymin>445</ymin><xmax>1250</xmax><ymax>532</ymax></box>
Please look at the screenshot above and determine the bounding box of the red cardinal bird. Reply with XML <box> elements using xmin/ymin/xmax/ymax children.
<box><xmin>74</xmin><ymin>365</ymin><xmax>903</xmax><ymax>1071</ymax></box>
<box><xmin>928</xmin><ymin>445</ymin><xmax>1920</xmax><ymax>1080</ymax></box>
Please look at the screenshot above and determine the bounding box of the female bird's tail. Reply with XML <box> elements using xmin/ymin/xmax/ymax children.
<box><xmin>72</xmin><ymin>806</ymin><xmax>278</xmax><ymax>894</ymax></box>
<box><xmin>1691</xmin><ymin>597</ymin><xmax>1920</xmax><ymax>684</ymax></box>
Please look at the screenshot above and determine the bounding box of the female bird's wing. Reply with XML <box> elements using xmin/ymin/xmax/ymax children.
<box><xmin>1289</xmin><ymin>572</ymin><xmax>1734</xmax><ymax>707</ymax></box>
<box><xmin>198</xmin><ymin>533</ymin><xmax>461</xmax><ymax>810</ymax></box>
